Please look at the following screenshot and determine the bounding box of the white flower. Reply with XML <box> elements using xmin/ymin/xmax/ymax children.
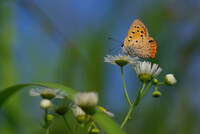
<box><xmin>72</xmin><ymin>105</ymin><xmax>89</xmax><ymax>124</ymax></box>
<box><xmin>165</xmin><ymin>74</ymin><xmax>177</xmax><ymax>86</ymax></box>
<box><xmin>134</xmin><ymin>61</ymin><xmax>162</xmax><ymax>82</ymax></box>
<box><xmin>74</xmin><ymin>92</ymin><xmax>98</xmax><ymax>108</ymax></box>
<box><xmin>104</xmin><ymin>54</ymin><xmax>139</xmax><ymax>67</ymax></box>
<box><xmin>98</xmin><ymin>106</ymin><xmax>114</xmax><ymax>117</ymax></box>
<box><xmin>40</xmin><ymin>99</ymin><xmax>52</xmax><ymax>109</ymax></box>
<box><xmin>29</xmin><ymin>88</ymin><xmax>66</xmax><ymax>100</ymax></box>
<box><xmin>72</xmin><ymin>105</ymin><xmax>86</xmax><ymax>117</ymax></box>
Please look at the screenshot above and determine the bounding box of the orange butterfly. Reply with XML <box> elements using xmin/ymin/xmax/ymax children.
<box><xmin>122</xmin><ymin>19</ymin><xmax>157</xmax><ymax>58</ymax></box>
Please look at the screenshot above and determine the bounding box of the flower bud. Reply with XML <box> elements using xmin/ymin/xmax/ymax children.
<box><xmin>47</xmin><ymin>114</ymin><xmax>54</xmax><ymax>121</ymax></box>
<box><xmin>165</xmin><ymin>74</ymin><xmax>177</xmax><ymax>86</ymax></box>
<box><xmin>74</xmin><ymin>92</ymin><xmax>98</xmax><ymax>114</ymax></box>
<box><xmin>40</xmin><ymin>99</ymin><xmax>52</xmax><ymax>109</ymax></box>
<box><xmin>152</xmin><ymin>78</ymin><xmax>158</xmax><ymax>85</ymax></box>
<box><xmin>89</xmin><ymin>128</ymin><xmax>100</xmax><ymax>134</ymax></box>
<box><xmin>72</xmin><ymin>105</ymin><xmax>89</xmax><ymax>124</ymax></box>
<box><xmin>152</xmin><ymin>91</ymin><xmax>161</xmax><ymax>98</ymax></box>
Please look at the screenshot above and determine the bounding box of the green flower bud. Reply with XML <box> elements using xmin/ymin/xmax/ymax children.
<box><xmin>152</xmin><ymin>78</ymin><xmax>158</xmax><ymax>85</ymax></box>
<box><xmin>152</xmin><ymin>91</ymin><xmax>161</xmax><ymax>98</ymax></box>
<box><xmin>76</xmin><ymin>115</ymin><xmax>89</xmax><ymax>124</ymax></box>
<box><xmin>89</xmin><ymin>128</ymin><xmax>100</xmax><ymax>134</ymax></box>
<box><xmin>47</xmin><ymin>114</ymin><xmax>54</xmax><ymax>121</ymax></box>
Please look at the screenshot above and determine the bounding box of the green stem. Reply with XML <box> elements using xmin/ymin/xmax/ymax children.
<box><xmin>46</xmin><ymin>128</ymin><xmax>49</xmax><ymax>134</ymax></box>
<box><xmin>141</xmin><ymin>82</ymin><xmax>153</xmax><ymax>98</ymax></box>
<box><xmin>80</xmin><ymin>124</ymin><xmax>84</xmax><ymax>134</ymax></box>
<box><xmin>158</xmin><ymin>81</ymin><xmax>165</xmax><ymax>85</ymax></box>
<box><xmin>120</xmin><ymin>102</ymin><xmax>134</xmax><ymax>128</ymax></box>
<box><xmin>120</xmin><ymin>67</ymin><xmax>131</xmax><ymax>106</ymax></box>
<box><xmin>140</xmin><ymin>82</ymin><xmax>146</xmax><ymax>93</ymax></box>
<box><xmin>63</xmin><ymin>115</ymin><xmax>74</xmax><ymax>134</ymax></box>
<box><xmin>121</xmin><ymin>82</ymin><xmax>153</xmax><ymax>128</ymax></box>
<box><xmin>45</xmin><ymin>109</ymin><xmax>49</xmax><ymax>134</ymax></box>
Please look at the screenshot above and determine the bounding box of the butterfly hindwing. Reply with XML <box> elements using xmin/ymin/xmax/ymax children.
<box><xmin>131</xmin><ymin>37</ymin><xmax>157</xmax><ymax>58</ymax></box>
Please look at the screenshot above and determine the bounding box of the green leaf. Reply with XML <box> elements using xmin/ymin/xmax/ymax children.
<box><xmin>0</xmin><ymin>82</ymin><xmax>125</xmax><ymax>134</ymax></box>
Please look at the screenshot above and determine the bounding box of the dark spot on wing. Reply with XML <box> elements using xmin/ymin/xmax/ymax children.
<box><xmin>137</xmin><ymin>30</ymin><xmax>139</xmax><ymax>32</ymax></box>
<box><xmin>131</xmin><ymin>31</ymin><xmax>135</xmax><ymax>34</ymax></box>
<box><xmin>137</xmin><ymin>26</ymin><xmax>140</xmax><ymax>28</ymax></box>
<box><xmin>128</xmin><ymin>40</ymin><xmax>130</xmax><ymax>42</ymax></box>
<box><xmin>136</xmin><ymin>40</ymin><xmax>138</xmax><ymax>42</ymax></box>
<box><xmin>149</xmin><ymin>40</ymin><xmax>154</xmax><ymax>43</ymax></box>
<box><xmin>129</xmin><ymin>36</ymin><xmax>132</xmax><ymax>38</ymax></box>
<box><xmin>141</xmin><ymin>31</ymin><xmax>144</xmax><ymax>33</ymax></box>
<box><xmin>140</xmin><ymin>35</ymin><xmax>143</xmax><ymax>37</ymax></box>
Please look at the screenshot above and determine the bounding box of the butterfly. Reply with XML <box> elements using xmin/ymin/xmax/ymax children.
<box><xmin>121</xmin><ymin>19</ymin><xmax>157</xmax><ymax>58</ymax></box>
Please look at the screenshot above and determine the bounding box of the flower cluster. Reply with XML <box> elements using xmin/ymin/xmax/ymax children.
<box><xmin>27</xmin><ymin>49</ymin><xmax>177</xmax><ymax>133</ymax></box>
<box><xmin>104</xmin><ymin>53</ymin><xmax>177</xmax><ymax>98</ymax></box>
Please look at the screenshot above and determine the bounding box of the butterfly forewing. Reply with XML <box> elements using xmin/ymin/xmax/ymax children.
<box><xmin>124</xmin><ymin>19</ymin><xmax>149</xmax><ymax>47</ymax></box>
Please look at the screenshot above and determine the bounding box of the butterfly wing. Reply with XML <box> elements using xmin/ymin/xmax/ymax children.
<box><xmin>124</xmin><ymin>19</ymin><xmax>149</xmax><ymax>47</ymax></box>
<box><xmin>123</xmin><ymin>37</ymin><xmax>157</xmax><ymax>58</ymax></box>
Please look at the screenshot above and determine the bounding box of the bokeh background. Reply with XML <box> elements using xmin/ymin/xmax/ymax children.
<box><xmin>0</xmin><ymin>0</ymin><xmax>200</xmax><ymax>134</ymax></box>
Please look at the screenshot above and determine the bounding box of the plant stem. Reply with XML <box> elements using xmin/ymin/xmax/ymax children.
<box><xmin>46</xmin><ymin>128</ymin><xmax>49</xmax><ymax>134</ymax></box>
<box><xmin>63</xmin><ymin>115</ymin><xmax>74</xmax><ymax>134</ymax></box>
<box><xmin>158</xmin><ymin>81</ymin><xmax>165</xmax><ymax>85</ymax></box>
<box><xmin>121</xmin><ymin>82</ymin><xmax>153</xmax><ymax>128</ymax></box>
<box><xmin>120</xmin><ymin>67</ymin><xmax>132</xmax><ymax>106</ymax></box>
<box><xmin>140</xmin><ymin>82</ymin><xmax>146</xmax><ymax>93</ymax></box>
<box><xmin>120</xmin><ymin>101</ymin><xmax>134</xmax><ymax>128</ymax></box>
<box><xmin>141</xmin><ymin>82</ymin><xmax>153</xmax><ymax>98</ymax></box>
<box><xmin>45</xmin><ymin>109</ymin><xmax>49</xmax><ymax>134</ymax></box>
<box><xmin>80</xmin><ymin>124</ymin><xmax>84</xmax><ymax>134</ymax></box>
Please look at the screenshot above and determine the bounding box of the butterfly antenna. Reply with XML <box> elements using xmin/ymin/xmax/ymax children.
<box><xmin>108</xmin><ymin>45</ymin><xmax>121</xmax><ymax>52</ymax></box>
<box><xmin>116</xmin><ymin>47</ymin><xmax>122</xmax><ymax>54</ymax></box>
<box><xmin>108</xmin><ymin>37</ymin><xmax>124</xmax><ymax>45</ymax></box>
